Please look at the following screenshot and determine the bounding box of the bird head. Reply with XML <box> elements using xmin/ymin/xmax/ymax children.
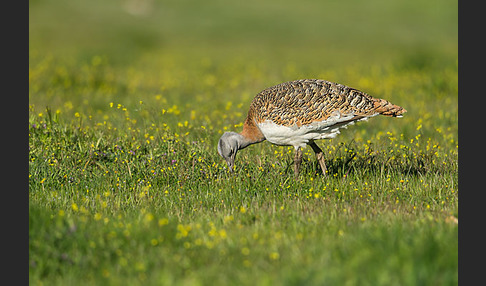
<box><xmin>217</xmin><ymin>132</ymin><xmax>241</xmax><ymax>173</ymax></box>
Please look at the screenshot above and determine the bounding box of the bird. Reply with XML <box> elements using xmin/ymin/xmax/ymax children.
<box><xmin>217</xmin><ymin>79</ymin><xmax>406</xmax><ymax>176</ymax></box>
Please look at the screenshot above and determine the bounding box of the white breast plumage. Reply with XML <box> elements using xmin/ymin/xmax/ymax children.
<box><xmin>257</xmin><ymin>112</ymin><xmax>377</xmax><ymax>149</ymax></box>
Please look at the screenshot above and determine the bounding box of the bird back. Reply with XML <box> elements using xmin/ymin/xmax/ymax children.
<box><xmin>246</xmin><ymin>79</ymin><xmax>406</xmax><ymax>127</ymax></box>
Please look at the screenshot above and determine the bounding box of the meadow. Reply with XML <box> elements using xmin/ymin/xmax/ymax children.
<box><xmin>29</xmin><ymin>0</ymin><xmax>458</xmax><ymax>285</ymax></box>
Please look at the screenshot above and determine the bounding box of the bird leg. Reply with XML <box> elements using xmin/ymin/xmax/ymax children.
<box><xmin>293</xmin><ymin>147</ymin><xmax>303</xmax><ymax>177</ymax></box>
<box><xmin>309</xmin><ymin>141</ymin><xmax>327</xmax><ymax>176</ymax></box>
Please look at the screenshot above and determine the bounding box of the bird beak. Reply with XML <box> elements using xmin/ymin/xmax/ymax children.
<box><xmin>225</xmin><ymin>155</ymin><xmax>235</xmax><ymax>173</ymax></box>
<box><xmin>223</xmin><ymin>150</ymin><xmax>237</xmax><ymax>173</ymax></box>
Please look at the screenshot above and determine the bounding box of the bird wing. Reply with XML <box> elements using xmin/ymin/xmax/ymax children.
<box><xmin>250</xmin><ymin>79</ymin><xmax>378</xmax><ymax>127</ymax></box>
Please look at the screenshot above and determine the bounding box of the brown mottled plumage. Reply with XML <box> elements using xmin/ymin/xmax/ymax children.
<box><xmin>218</xmin><ymin>79</ymin><xmax>406</xmax><ymax>176</ymax></box>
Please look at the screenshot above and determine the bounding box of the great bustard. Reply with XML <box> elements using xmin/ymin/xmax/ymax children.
<box><xmin>217</xmin><ymin>79</ymin><xmax>406</xmax><ymax>176</ymax></box>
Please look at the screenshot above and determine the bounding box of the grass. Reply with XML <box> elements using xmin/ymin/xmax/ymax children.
<box><xmin>29</xmin><ymin>0</ymin><xmax>458</xmax><ymax>285</ymax></box>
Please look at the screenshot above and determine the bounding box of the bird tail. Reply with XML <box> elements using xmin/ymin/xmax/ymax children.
<box><xmin>373</xmin><ymin>98</ymin><xmax>407</xmax><ymax>117</ymax></box>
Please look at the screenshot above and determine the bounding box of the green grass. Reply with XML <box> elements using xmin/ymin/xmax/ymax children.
<box><xmin>29</xmin><ymin>0</ymin><xmax>458</xmax><ymax>285</ymax></box>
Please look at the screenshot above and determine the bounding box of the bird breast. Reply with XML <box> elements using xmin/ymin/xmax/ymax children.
<box><xmin>256</xmin><ymin>112</ymin><xmax>377</xmax><ymax>149</ymax></box>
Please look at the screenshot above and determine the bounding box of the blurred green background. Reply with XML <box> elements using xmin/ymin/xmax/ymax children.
<box><xmin>30</xmin><ymin>0</ymin><xmax>457</xmax><ymax>66</ymax></box>
<box><xmin>29</xmin><ymin>0</ymin><xmax>458</xmax><ymax>129</ymax></box>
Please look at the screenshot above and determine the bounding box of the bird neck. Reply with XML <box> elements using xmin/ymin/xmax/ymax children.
<box><xmin>238</xmin><ymin>120</ymin><xmax>265</xmax><ymax>149</ymax></box>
